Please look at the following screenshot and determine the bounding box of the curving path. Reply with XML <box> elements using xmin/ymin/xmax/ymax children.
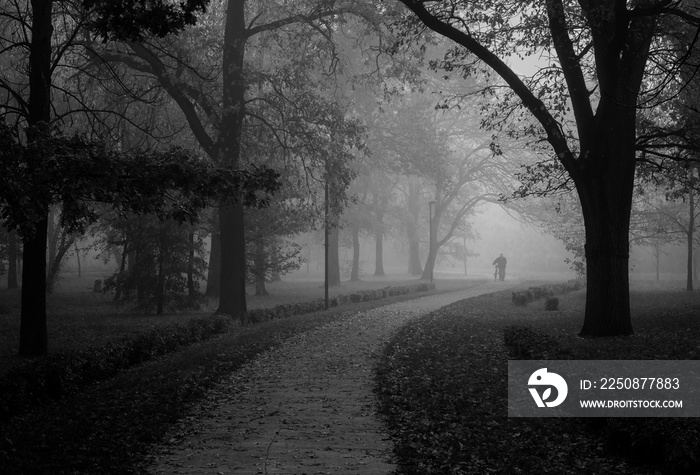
<box><xmin>150</xmin><ymin>280</ymin><xmax>519</xmax><ymax>475</ymax></box>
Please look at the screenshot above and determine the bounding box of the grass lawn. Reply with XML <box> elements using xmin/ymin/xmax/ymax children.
<box><xmin>0</xmin><ymin>274</ymin><xmax>483</xmax><ymax>474</ymax></box>
<box><xmin>375</xmin><ymin>282</ymin><xmax>700</xmax><ymax>475</ymax></box>
<box><xmin>0</xmin><ymin>272</ymin><xmax>472</xmax><ymax>375</ymax></box>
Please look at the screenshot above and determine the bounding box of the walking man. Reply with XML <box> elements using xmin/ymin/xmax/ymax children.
<box><xmin>492</xmin><ymin>253</ymin><xmax>507</xmax><ymax>281</ymax></box>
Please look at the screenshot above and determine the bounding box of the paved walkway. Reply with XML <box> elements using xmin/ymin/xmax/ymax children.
<box><xmin>150</xmin><ymin>280</ymin><xmax>519</xmax><ymax>475</ymax></box>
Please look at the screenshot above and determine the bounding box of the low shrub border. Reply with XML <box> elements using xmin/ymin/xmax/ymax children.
<box><xmin>0</xmin><ymin>281</ymin><xmax>448</xmax><ymax>474</ymax></box>
<box><xmin>0</xmin><ymin>281</ymin><xmax>435</xmax><ymax>426</ymax></box>
<box><xmin>247</xmin><ymin>282</ymin><xmax>435</xmax><ymax>323</ymax></box>
<box><xmin>511</xmin><ymin>279</ymin><xmax>584</xmax><ymax>307</ymax></box>
<box><xmin>0</xmin><ymin>314</ymin><xmax>230</xmax><ymax>423</ymax></box>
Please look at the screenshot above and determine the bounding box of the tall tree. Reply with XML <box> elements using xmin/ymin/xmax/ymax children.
<box><xmin>96</xmin><ymin>1</ymin><xmax>365</xmax><ymax>321</ymax></box>
<box><xmin>393</xmin><ymin>0</ymin><xmax>700</xmax><ymax>335</ymax></box>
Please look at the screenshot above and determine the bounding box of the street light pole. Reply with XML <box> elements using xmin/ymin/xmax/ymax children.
<box><xmin>429</xmin><ymin>200</ymin><xmax>437</xmax><ymax>283</ymax></box>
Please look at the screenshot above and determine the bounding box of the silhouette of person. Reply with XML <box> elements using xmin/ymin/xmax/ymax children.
<box><xmin>492</xmin><ymin>253</ymin><xmax>507</xmax><ymax>281</ymax></box>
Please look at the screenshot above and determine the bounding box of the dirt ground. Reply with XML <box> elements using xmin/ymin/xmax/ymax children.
<box><xmin>149</xmin><ymin>280</ymin><xmax>520</xmax><ymax>475</ymax></box>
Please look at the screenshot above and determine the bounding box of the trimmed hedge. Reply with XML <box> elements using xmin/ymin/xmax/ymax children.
<box><xmin>511</xmin><ymin>279</ymin><xmax>584</xmax><ymax>307</ymax></box>
<box><xmin>247</xmin><ymin>282</ymin><xmax>435</xmax><ymax>323</ymax></box>
<box><xmin>0</xmin><ymin>314</ymin><xmax>230</xmax><ymax>423</ymax></box>
<box><xmin>1</xmin><ymin>282</ymin><xmax>435</xmax><ymax>424</ymax></box>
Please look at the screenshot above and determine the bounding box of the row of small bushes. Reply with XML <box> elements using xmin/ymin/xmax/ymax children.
<box><xmin>247</xmin><ymin>282</ymin><xmax>436</xmax><ymax>323</ymax></box>
<box><xmin>1</xmin><ymin>282</ymin><xmax>435</xmax><ymax>424</ymax></box>
<box><xmin>511</xmin><ymin>279</ymin><xmax>585</xmax><ymax>306</ymax></box>
<box><xmin>0</xmin><ymin>314</ymin><xmax>230</xmax><ymax>423</ymax></box>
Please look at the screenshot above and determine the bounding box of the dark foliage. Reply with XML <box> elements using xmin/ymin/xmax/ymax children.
<box><xmin>0</xmin><ymin>314</ymin><xmax>229</xmax><ymax>423</ymax></box>
<box><xmin>0</xmin><ymin>284</ymin><xmax>448</xmax><ymax>474</ymax></box>
<box><xmin>83</xmin><ymin>0</ymin><xmax>210</xmax><ymax>42</ymax></box>
<box><xmin>0</xmin><ymin>126</ymin><xmax>280</xmax><ymax>239</ymax></box>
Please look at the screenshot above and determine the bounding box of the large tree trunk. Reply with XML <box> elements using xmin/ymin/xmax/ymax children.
<box><xmin>577</xmin><ymin>104</ymin><xmax>636</xmax><ymax>337</ymax></box>
<box><xmin>218</xmin><ymin>202</ymin><xmax>247</xmax><ymax>319</ymax></box>
<box><xmin>19</xmin><ymin>214</ymin><xmax>49</xmax><ymax>356</ymax></box>
<box><xmin>18</xmin><ymin>0</ymin><xmax>53</xmax><ymax>356</ymax></box>
<box><xmin>350</xmin><ymin>223</ymin><xmax>360</xmax><ymax>281</ymax></box>
<box><xmin>216</xmin><ymin>0</ymin><xmax>248</xmax><ymax>323</ymax></box>
<box><xmin>8</xmin><ymin>230</ymin><xmax>18</xmax><ymax>289</ymax></box>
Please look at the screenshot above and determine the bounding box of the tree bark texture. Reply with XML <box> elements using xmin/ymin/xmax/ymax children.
<box><xmin>577</xmin><ymin>101</ymin><xmax>637</xmax><ymax>337</ymax></box>
<box><xmin>216</xmin><ymin>0</ymin><xmax>248</xmax><ymax>322</ymax></box>
<box><xmin>18</xmin><ymin>0</ymin><xmax>53</xmax><ymax>356</ymax></box>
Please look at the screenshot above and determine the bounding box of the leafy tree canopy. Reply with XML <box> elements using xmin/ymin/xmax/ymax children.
<box><xmin>0</xmin><ymin>123</ymin><xmax>279</xmax><ymax>239</ymax></box>
<box><xmin>83</xmin><ymin>0</ymin><xmax>211</xmax><ymax>42</ymax></box>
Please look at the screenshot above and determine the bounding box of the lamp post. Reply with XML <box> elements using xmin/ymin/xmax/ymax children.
<box><xmin>428</xmin><ymin>200</ymin><xmax>437</xmax><ymax>283</ymax></box>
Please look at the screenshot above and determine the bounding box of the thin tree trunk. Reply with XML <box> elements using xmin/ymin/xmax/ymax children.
<box><xmin>374</xmin><ymin>202</ymin><xmax>385</xmax><ymax>276</ymax></box>
<box><xmin>46</xmin><ymin>230</ymin><xmax>74</xmax><ymax>293</ymax></box>
<box><xmin>187</xmin><ymin>230</ymin><xmax>196</xmax><ymax>300</ymax></box>
<box><xmin>8</xmin><ymin>230</ymin><xmax>18</xmax><ymax>289</ymax></box>
<box><xmin>463</xmin><ymin>236</ymin><xmax>468</xmax><ymax>276</ymax></box>
<box><xmin>47</xmin><ymin>208</ymin><xmax>57</xmax><ymax>277</ymax></box>
<box><xmin>254</xmin><ymin>238</ymin><xmax>268</xmax><ymax>296</ymax></box>
<box><xmin>374</xmin><ymin>227</ymin><xmax>385</xmax><ymax>276</ymax></box>
<box><xmin>205</xmin><ymin>230</ymin><xmax>221</xmax><ymax>297</ymax></box>
<box><xmin>406</xmin><ymin>181</ymin><xmax>422</xmax><ymax>275</ymax></box>
<box><xmin>654</xmin><ymin>243</ymin><xmax>660</xmax><ymax>282</ymax></box>
<box><xmin>156</xmin><ymin>225</ymin><xmax>166</xmax><ymax>315</ymax></box>
<box><xmin>687</xmin><ymin>186</ymin><xmax>694</xmax><ymax>291</ymax></box>
<box><xmin>114</xmin><ymin>241</ymin><xmax>128</xmax><ymax>302</ymax></box>
<box><xmin>351</xmin><ymin>223</ymin><xmax>360</xmax><ymax>281</ymax></box>
<box><xmin>74</xmin><ymin>242</ymin><xmax>81</xmax><ymax>278</ymax></box>
<box><xmin>328</xmin><ymin>226</ymin><xmax>340</xmax><ymax>286</ymax></box>
<box><xmin>421</xmin><ymin>203</ymin><xmax>441</xmax><ymax>281</ymax></box>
